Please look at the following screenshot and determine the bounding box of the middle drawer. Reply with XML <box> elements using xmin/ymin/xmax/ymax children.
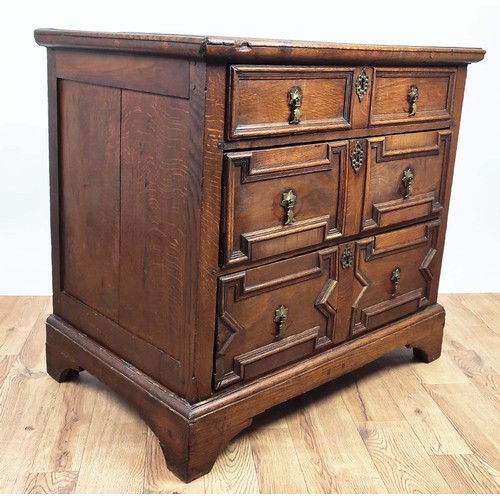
<box><xmin>222</xmin><ymin>141</ymin><xmax>348</xmax><ymax>266</ymax></box>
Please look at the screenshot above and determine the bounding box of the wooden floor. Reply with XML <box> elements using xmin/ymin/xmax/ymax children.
<box><xmin>0</xmin><ymin>295</ymin><xmax>499</xmax><ymax>493</ymax></box>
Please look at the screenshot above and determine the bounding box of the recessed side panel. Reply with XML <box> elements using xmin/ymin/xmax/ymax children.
<box><xmin>59</xmin><ymin>80</ymin><xmax>121</xmax><ymax>320</ymax></box>
<box><xmin>119</xmin><ymin>90</ymin><xmax>197</xmax><ymax>359</ymax></box>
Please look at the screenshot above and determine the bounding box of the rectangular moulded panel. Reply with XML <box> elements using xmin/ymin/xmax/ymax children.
<box><xmin>223</xmin><ymin>141</ymin><xmax>348</xmax><ymax>265</ymax></box>
<box><xmin>228</xmin><ymin>66</ymin><xmax>353</xmax><ymax>139</ymax></box>
<box><xmin>370</xmin><ymin>67</ymin><xmax>456</xmax><ymax>126</ymax></box>
<box><xmin>118</xmin><ymin>90</ymin><xmax>198</xmax><ymax>358</ymax></box>
<box><xmin>59</xmin><ymin>80</ymin><xmax>121</xmax><ymax>321</ymax></box>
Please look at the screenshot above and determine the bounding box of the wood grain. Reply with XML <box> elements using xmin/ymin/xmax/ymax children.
<box><xmin>23</xmin><ymin>472</ymin><xmax>78</xmax><ymax>494</ymax></box>
<box><xmin>73</xmin><ymin>379</ymin><xmax>148</xmax><ymax>493</ymax></box>
<box><xmin>425</xmin><ymin>383</ymin><xmax>500</xmax><ymax>472</ymax></box>
<box><xmin>383</xmin><ymin>366</ymin><xmax>472</xmax><ymax>455</ymax></box>
<box><xmin>0</xmin><ymin>297</ymin><xmax>48</xmax><ymax>355</ymax></box>
<box><xmin>300</xmin><ymin>385</ymin><xmax>388</xmax><ymax>493</ymax></box>
<box><xmin>35</xmin><ymin>29</ymin><xmax>486</xmax><ymax>65</ymax></box>
<box><xmin>358</xmin><ymin>421</ymin><xmax>451</xmax><ymax>493</ymax></box>
<box><xmin>31</xmin><ymin>373</ymin><xmax>97</xmax><ymax>473</ymax></box>
<box><xmin>432</xmin><ymin>454</ymin><xmax>500</xmax><ymax>493</ymax></box>
<box><xmin>249</xmin><ymin>427</ymin><xmax>307</xmax><ymax>493</ymax></box>
<box><xmin>59</xmin><ymin>80</ymin><xmax>121</xmax><ymax>321</ymax></box>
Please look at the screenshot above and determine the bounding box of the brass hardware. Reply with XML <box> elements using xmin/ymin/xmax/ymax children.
<box><xmin>288</xmin><ymin>87</ymin><xmax>302</xmax><ymax>124</ymax></box>
<box><xmin>350</xmin><ymin>141</ymin><xmax>364</xmax><ymax>174</ymax></box>
<box><xmin>401</xmin><ymin>167</ymin><xmax>415</xmax><ymax>199</ymax></box>
<box><xmin>408</xmin><ymin>85</ymin><xmax>418</xmax><ymax>116</ymax></box>
<box><xmin>390</xmin><ymin>268</ymin><xmax>401</xmax><ymax>297</ymax></box>
<box><xmin>273</xmin><ymin>305</ymin><xmax>288</xmax><ymax>337</ymax></box>
<box><xmin>341</xmin><ymin>246</ymin><xmax>354</xmax><ymax>270</ymax></box>
<box><xmin>355</xmin><ymin>68</ymin><xmax>369</xmax><ymax>102</ymax></box>
<box><xmin>281</xmin><ymin>189</ymin><xmax>297</xmax><ymax>225</ymax></box>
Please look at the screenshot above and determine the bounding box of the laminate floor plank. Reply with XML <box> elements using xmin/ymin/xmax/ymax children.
<box><xmin>204</xmin><ymin>432</ymin><xmax>260</xmax><ymax>494</ymax></box>
<box><xmin>73</xmin><ymin>380</ymin><xmax>148</xmax><ymax>494</ymax></box>
<box><xmin>0</xmin><ymin>358</ymin><xmax>59</xmax><ymax>493</ymax></box>
<box><xmin>425</xmin><ymin>383</ymin><xmax>500</xmax><ymax>472</ymax></box>
<box><xmin>302</xmin><ymin>384</ymin><xmax>389</xmax><ymax>493</ymax></box>
<box><xmin>30</xmin><ymin>373</ymin><xmax>98</xmax><ymax>473</ymax></box>
<box><xmin>22</xmin><ymin>471</ymin><xmax>79</xmax><ymax>494</ymax></box>
<box><xmin>432</xmin><ymin>454</ymin><xmax>500</xmax><ymax>493</ymax></box>
<box><xmin>0</xmin><ymin>297</ymin><xmax>48</xmax><ymax>355</ymax></box>
<box><xmin>382</xmin><ymin>366</ymin><xmax>471</xmax><ymax>455</ymax></box>
<box><xmin>339</xmin><ymin>364</ymin><xmax>405</xmax><ymax>423</ymax></box>
<box><xmin>249</xmin><ymin>426</ymin><xmax>308</xmax><ymax>493</ymax></box>
<box><xmin>284</xmin><ymin>396</ymin><xmax>339</xmax><ymax>493</ymax></box>
<box><xmin>439</xmin><ymin>294</ymin><xmax>500</xmax><ymax>371</ymax></box>
<box><xmin>18</xmin><ymin>298</ymin><xmax>51</xmax><ymax>373</ymax></box>
<box><xmin>457</xmin><ymin>293</ymin><xmax>500</xmax><ymax>335</ymax></box>
<box><xmin>358</xmin><ymin>420</ymin><xmax>452</xmax><ymax>493</ymax></box>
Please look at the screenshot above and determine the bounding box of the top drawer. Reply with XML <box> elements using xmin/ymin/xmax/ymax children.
<box><xmin>370</xmin><ymin>67</ymin><xmax>456</xmax><ymax>126</ymax></box>
<box><xmin>228</xmin><ymin>66</ymin><xmax>354</xmax><ymax>139</ymax></box>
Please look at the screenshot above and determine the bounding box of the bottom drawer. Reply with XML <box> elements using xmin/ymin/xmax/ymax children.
<box><xmin>348</xmin><ymin>220</ymin><xmax>440</xmax><ymax>338</ymax></box>
<box><xmin>214</xmin><ymin>248</ymin><xmax>340</xmax><ymax>390</ymax></box>
<box><xmin>214</xmin><ymin>220</ymin><xmax>440</xmax><ymax>390</ymax></box>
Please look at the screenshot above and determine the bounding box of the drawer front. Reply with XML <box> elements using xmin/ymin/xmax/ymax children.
<box><xmin>228</xmin><ymin>65</ymin><xmax>353</xmax><ymax>139</ymax></box>
<box><xmin>361</xmin><ymin>130</ymin><xmax>451</xmax><ymax>232</ymax></box>
<box><xmin>370</xmin><ymin>67</ymin><xmax>456</xmax><ymax>126</ymax></box>
<box><xmin>214</xmin><ymin>248</ymin><xmax>339</xmax><ymax>389</ymax></box>
<box><xmin>349</xmin><ymin>221</ymin><xmax>439</xmax><ymax>338</ymax></box>
<box><xmin>223</xmin><ymin>141</ymin><xmax>348</xmax><ymax>266</ymax></box>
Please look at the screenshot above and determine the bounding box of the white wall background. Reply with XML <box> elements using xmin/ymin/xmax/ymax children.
<box><xmin>1</xmin><ymin>1</ymin><xmax>499</xmax><ymax>295</ymax></box>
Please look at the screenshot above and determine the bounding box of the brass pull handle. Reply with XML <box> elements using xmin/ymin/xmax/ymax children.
<box><xmin>402</xmin><ymin>167</ymin><xmax>415</xmax><ymax>199</ymax></box>
<box><xmin>355</xmin><ymin>68</ymin><xmax>369</xmax><ymax>102</ymax></box>
<box><xmin>350</xmin><ymin>141</ymin><xmax>364</xmax><ymax>174</ymax></box>
<box><xmin>288</xmin><ymin>87</ymin><xmax>302</xmax><ymax>124</ymax></box>
<box><xmin>281</xmin><ymin>189</ymin><xmax>297</xmax><ymax>225</ymax></box>
<box><xmin>408</xmin><ymin>86</ymin><xmax>418</xmax><ymax>116</ymax></box>
<box><xmin>391</xmin><ymin>268</ymin><xmax>401</xmax><ymax>297</ymax></box>
<box><xmin>274</xmin><ymin>305</ymin><xmax>288</xmax><ymax>338</ymax></box>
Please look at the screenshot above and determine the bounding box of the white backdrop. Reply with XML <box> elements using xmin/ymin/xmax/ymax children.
<box><xmin>1</xmin><ymin>1</ymin><xmax>498</xmax><ymax>294</ymax></box>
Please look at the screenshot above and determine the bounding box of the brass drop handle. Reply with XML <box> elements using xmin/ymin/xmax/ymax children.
<box><xmin>408</xmin><ymin>85</ymin><xmax>418</xmax><ymax>117</ymax></box>
<box><xmin>391</xmin><ymin>268</ymin><xmax>401</xmax><ymax>297</ymax></box>
<box><xmin>274</xmin><ymin>305</ymin><xmax>288</xmax><ymax>338</ymax></box>
<box><xmin>281</xmin><ymin>189</ymin><xmax>297</xmax><ymax>225</ymax></box>
<box><xmin>402</xmin><ymin>167</ymin><xmax>415</xmax><ymax>199</ymax></box>
<box><xmin>288</xmin><ymin>87</ymin><xmax>302</xmax><ymax>124</ymax></box>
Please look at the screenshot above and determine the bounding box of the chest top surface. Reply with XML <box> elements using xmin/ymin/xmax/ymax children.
<box><xmin>34</xmin><ymin>29</ymin><xmax>485</xmax><ymax>65</ymax></box>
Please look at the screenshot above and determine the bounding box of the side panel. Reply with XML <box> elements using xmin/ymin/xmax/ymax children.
<box><xmin>59</xmin><ymin>80</ymin><xmax>121</xmax><ymax>320</ymax></box>
<box><xmin>118</xmin><ymin>91</ymin><xmax>194</xmax><ymax>358</ymax></box>
<box><xmin>51</xmin><ymin>51</ymin><xmax>207</xmax><ymax>399</ymax></box>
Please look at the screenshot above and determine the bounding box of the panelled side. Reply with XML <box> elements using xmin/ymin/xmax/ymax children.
<box><xmin>50</xmin><ymin>50</ymin><xmax>207</xmax><ymax>399</ymax></box>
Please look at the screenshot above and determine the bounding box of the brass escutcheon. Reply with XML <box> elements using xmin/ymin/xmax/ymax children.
<box><xmin>408</xmin><ymin>85</ymin><xmax>418</xmax><ymax>116</ymax></box>
<box><xmin>350</xmin><ymin>141</ymin><xmax>364</xmax><ymax>174</ymax></box>
<box><xmin>273</xmin><ymin>305</ymin><xmax>288</xmax><ymax>338</ymax></box>
<box><xmin>288</xmin><ymin>87</ymin><xmax>302</xmax><ymax>124</ymax></box>
<box><xmin>390</xmin><ymin>268</ymin><xmax>401</xmax><ymax>297</ymax></box>
<box><xmin>281</xmin><ymin>189</ymin><xmax>297</xmax><ymax>225</ymax></box>
<box><xmin>355</xmin><ymin>68</ymin><xmax>369</xmax><ymax>102</ymax></box>
<box><xmin>402</xmin><ymin>167</ymin><xmax>415</xmax><ymax>199</ymax></box>
<box><xmin>341</xmin><ymin>246</ymin><xmax>354</xmax><ymax>270</ymax></box>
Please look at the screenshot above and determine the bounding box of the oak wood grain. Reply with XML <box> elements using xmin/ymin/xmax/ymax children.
<box><xmin>23</xmin><ymin>472</ymin><xmax>78</xmax><ymax>494</ymax></box>
<box><xmin>34</xmin><ymin>29</ymin><xmax>486</xmax><ymax>65</ymax></box>
<box><xmin>358</xmin><ymin>421</ymin><xmax>451</xmax><ymax>493</ymax></box>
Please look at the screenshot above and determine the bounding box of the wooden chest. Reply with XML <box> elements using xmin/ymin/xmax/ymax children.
<box><xmin>34</xmin><ymin>29</ymin><xmax>484</xmax><ymax>482</ymax></box>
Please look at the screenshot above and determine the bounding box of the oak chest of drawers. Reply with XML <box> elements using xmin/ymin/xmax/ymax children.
<box><xmin>35</xmin><ymin>29</ymin><xmax>484</xmax><ymax>482</ymax></box>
